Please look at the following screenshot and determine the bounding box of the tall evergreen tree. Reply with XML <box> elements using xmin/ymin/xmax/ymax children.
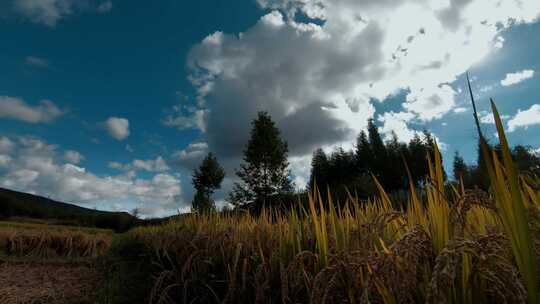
<box><xmin>512</xmin><ymin>145</ymin><xmax>540</xmax><ymax>173</ymax></box>
<box><xmin>229</xmin><ymin>112</ymin><xmax>293</xmax><ymax>208</ymax></box>
<box><xmin>474</xmin><ymin>139</ymin><xmax>492</xmax><ymax>190</ymax></box>
<box><xmin>453</xmin><ymin>151</ymin><xmax>468</xmax><ymax>182</ymax></box>
<box><xmin>367</xmin><ymin>118</ymin><xmax>387</xmax><ymax>179</ymax></box>
<box><xmin>407</xmin><ymin>133</ymin><xmax>425</xmax><ymax>180</ymax></box>
<box><xmin>307</xmin><ymin>120</ymin><xmax>444</xmax><ymax>199</ymax></box>
<box><xmin>192</xmin><ymin>152</ymin><xmax>225</xmax><ymax>213</ymax></box>
<box><xmin>309</xmin><ymin>148</ymin><xmax>329</xmax><ymax>190</ymax></box>
<box><xmin>355</xmin><ymin>130</ymin><xmax>372</xmax><ymax>174</ymax></box>
<box><xmin>192</xmin><ymin>190</ymin><xmax>214</xmax><ymax>213</ymax></box>
<box><xmin>328</xmin><ymin>147</ymin><xmax>356</xmax><ymax>185</ymax></box>
<box><xmin>384</xmin><ymin>132</ymin><xmax>407</xmax><ymax>191</ymax></box>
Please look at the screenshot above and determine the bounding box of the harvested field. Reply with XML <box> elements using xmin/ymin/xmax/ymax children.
<box><xmin>0</xmin><ymin>227</ymin><xmax>112</xmax><ymax>259</ymax></box>
<box><xmin>0</xmin><ymin>221</ymin><xmax>113</xmax><ymax>234</ymax></box>
<box><xmin>0</xmin><ymin>262</ymin><xmax>102</xmax><ymax>304</ymax></box>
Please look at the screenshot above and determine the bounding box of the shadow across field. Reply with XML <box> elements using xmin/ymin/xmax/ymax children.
<box><xmin>0</xmin><ymin>223</ymin><xmax>157</xmax><ymax>304</ymax></box>
<box><xmin>0</xmin><ymin>260</ymin><xmax>101</xmax><ymax>304</ymax></box>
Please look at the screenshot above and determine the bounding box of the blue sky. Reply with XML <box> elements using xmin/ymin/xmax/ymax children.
<box><xmin>1</xmin><ymin>0</ymin><xmax>539</xmax><ymax>216</ymax></box>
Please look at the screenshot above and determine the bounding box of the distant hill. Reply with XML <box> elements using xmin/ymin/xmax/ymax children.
<box><xmin>0</xmin><ymin>188</ymin><xmax>136</xmax><ymax>232</ymax></box>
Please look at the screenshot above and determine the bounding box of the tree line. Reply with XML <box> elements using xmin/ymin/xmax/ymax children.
<box><xmin>190</xmin><ymin>112</ymin><xmax>293</xmax><ymax>213</ymax></box>
<box><xmin>453</xmin><ymin>142</ymin><xmax>540</xmax><ymax>190</ymax></box>
<box><xmin>190</xmin><ymin>111</ymin><xmax>540</xmax><ymax>213</ymax></box>
<box><xmin>309</xmin><ymin>119</ymin><xmax>443</xmax><ymax>200</ymax></box>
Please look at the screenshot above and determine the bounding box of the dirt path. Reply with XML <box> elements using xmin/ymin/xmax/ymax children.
<box><xmin>0</xmin><ymin>261</ymin><xmax>102</xmax><ymax>304</ymax></box>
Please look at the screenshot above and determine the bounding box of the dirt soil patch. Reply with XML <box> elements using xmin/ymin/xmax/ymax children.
<box><xmin>0</xmin><ymin>261</ymin><xmax>102</xmax><ymax>304</ymax></box>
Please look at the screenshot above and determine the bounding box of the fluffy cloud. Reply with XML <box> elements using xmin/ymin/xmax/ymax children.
<box><xmin>479</xmin><ymin>110</ymin><xmax>510</xmax><ymax>124</ymax></box>
<box><xmin>186</xmin><ymin>0</ymin><xmax>540</xmax><ymax>184</ymax></box>
<box><xmin>378</xmin><ymin>111</ymin><xmax>418</xmax><ymax>143</ymax></box>
<box><xmin>13</xmin><ymin>0</ymin><xmax>74</xmax><ymax>27</ymax></box>
<box><xmin>0</xmin><ymin>135</ymin><xmax>182</xmax><ymax>217</ymax></box>
<box><xmin>172</xmin><ymin>142</ymin><xmax>209</xmax><ymax>170</ymax></box>
<box><xmin>289</xmin><ymin>155</ymin><xmax>312</xmax><ymax>190</ymax></box>
<box><xmin>453</xmin><ymin>107</ymin><xmax>468</xmax><ymax>114</ymax></box>
<box><xmin>110</xmin><ymin>156</ymin><xmax>170</xmax><ymax>173</ymax></box>
<box><xmin>24</xmin><ymin>56</ymin><xmax>49</xmax><ymax>68</ymax></box>
<box><xmin>0</xmin><ymin>96</ymin><xmax>65</xmax><ymax>123</ymax></box>
<box><xmin>64</xmin><ymin>150</ymin><xmax>84</xmax><ymax>164</ymax></box>
<box><xmin>162</xmin><ymin>105</ymin><xmax>207</xmax><ymax>132</ymax></box>
<box><xmin>11</xmin><ymin>0</ymin><xmax>113</xmax><ymax>27</ymax></box>
<box><xmin>403</xmin><ymin>85</ymin><xmax>457</xmax><ymax>121</ymax></box>
<box><xmin>0</xmin><ymin>136</ymin><xmax>14</xmax><ymax>167</ymax></box>
<box><xmin>0</xmin><ymin>155</ymin><xmax>12</xmax><ymax>167</ymax></box>
<box><xmin>133</xmin><ymin>157</ymin><xmax>169</xmax><ymax>172</ymax></box>
<box><xmin>501</xmin><ymin>69</ymin><xmax>535</xmax><ymax>87</ymax></box>
<box><xmin>96</xmin><ymin>0</ymin><xmax>112</xmax><ymax>13</ymax></box>
<box><xmin>104</xmin><ymin>117</ymin><xmax>130</xmax><ymax>140</ymax></box>
<box><xmin>0</xmin><ymin>137</ymin><xmax>15</xmax><ymax>154</ymax></box>
<box><xmin>507</xmin><ymin>104</ymin><xmax>540</xmax><ymax>132</ymax></box>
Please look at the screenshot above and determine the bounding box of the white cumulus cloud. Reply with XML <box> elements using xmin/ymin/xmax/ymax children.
<box><xmin>0</xmin><ymin>155</ymin><xmax>12</xmax><ymax>167</ymax></box>
<box><xmin>133</xmin><ymin>157</ymin><xmax>169</xmax><ymax>172</ymax></box>
<box><xmin>110</xmin><ymin>156</ymin><xmax>170</xmax><ymax>173</ymax></box>
<box><xmin>0</xmin><ymin>135</ymin><xmax>182</xmax><ymax>217</ymax></box>
<box><xmin>0</xmin><ymin>96</ymin><xmax>65</xmax><ymax>123</ymax></box>
<box><xmin>378</xmin><ymin>111</ymin><xmax>418</xmax><ymax>143</ymax></box>
<box><xmin>162</xmin><ymin>105</ymin><xmax>207</xmax><ymax>132</ymax></box>
<box><xmin>11</xmin><ymin>0</ymin><xmax>113</xmax><ymax>27</ymax></box>
<box><xmin>64</xmin><ymin>150</ymin><xmax>85</xmax><ymax>164</ymax></box>
<box><xmin>507</xmin><ymin>104</ymin><xmax>540</xmax><ymax>132</ymax></box>
<box><xmin>501</xmin><ymin>69</ymin><xmax>535</xmax><ymax>87</ymax></box>
<box><xmin>0</xmin><ymin>137</ymin><xmax>15</xmax><ymax>154</ymax></box>
<box><xmin>104</xmin><ymin>117</ymin><xmax>130</xmax><ymax>140</ymax></box>
<box><xmin>186</xmin><ymin>0</ymin><xmax>540</xmax><ymax>185</ymax></box>
<box><xmin>172</xmin><ymin>142</ymin><xmax>209</xmax><ymax>170</ymax></box>
<box><xmin>479</xmin><ymin>111</ymin><xmax>510</xmax><ymax>125</ymax></box>
<box><xmin>96</xmin><ymin>1</ymin><xmax>112</xmax><ymax>13</ymax></box>
<box><xmin>25</xmin><ymin>56</ymin><xmax>50</xmax><ymax>68</ymax></box>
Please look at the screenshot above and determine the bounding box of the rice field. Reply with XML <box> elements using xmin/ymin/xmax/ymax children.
<box><xmin>0</xmin><ymin>220</ymin><xmax>113</xmax><ymax>234</ymax></box>
<box><xmin>0</xmin><ymin>262</ymin><xmax>102</xmax><ymax>304</ymax></box>
<box><xmin>1</xmin><ymin>103</ymin><xmax>538</xmax><ymax>303</ymax></box>
<box><xmin>0</xmin><ymin>222</ymin><xmax>113</xmax><ymax>259</ymax></box>
<box><xmin>130</xmin><ymin>103</ymin><xmax>540</xmax><ymax>304</ymax></box>
<box><xmin>0</xmin><ymin>222</ymin><xmax>115</xmax><ymax>304</ymax></box>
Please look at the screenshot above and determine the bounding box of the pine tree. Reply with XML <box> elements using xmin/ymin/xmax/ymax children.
<box><xmin>229</xmin><ymin>112</ymin><xmax>293</xmax><ymax>208</ymax></box>
<box><xmin>367</xmin><ymin>118</ymin><xmax>387</xmax><ymax>180</ymax></box>
<box><xmin>192</xmin><ymin>189</ymin><xmax>214</xmax><ymax>213</ymax></box>
<box><xmin>306</xmin><ymin>119</ymin><xmax>451</xmax><ymax>198</ymax></box>
<box><xmin>385</xmin><ymin>132</ymin><xmax>407</xmax><ymax>191</ymax></box>
<box><xmin>355</xmin><ymin>130</ymin><xmax>372</xmax><ymax>174</ymax></box>
<box><xmin>407</xmin><ymin>133</ymin><xmax>428</xmax><ymax>186</ymax></box>
<box><xmin>192</xmin><ymin>152</ymin><xmax>225</xmax><ymax>213</ymax></box>
<box><xmin>474</xmin><ymin>139</ymin><xmax>492</xmax><ymax>190</ymax></box>
<box><xmin>329</xmin><ymin>147</ymin><xmax>355</xmax><ymax>185</ymax></box>
<box><xmin>453</xmin><ymin>151</ymin><xmax>468</xmax><ymax>182</ymax></box>
<box><xmin>309</xmin><ymin>148</ymin><xmax>329</xmax><ymax>190</ymax></box>
<box><xmin>513</xmin><ymin>145</ymin><xmax>540</xmax><ymax>173</ymax></box>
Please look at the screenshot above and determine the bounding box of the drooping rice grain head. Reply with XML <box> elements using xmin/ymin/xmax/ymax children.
<box><xmin>427</xmin><ymin>232</ymin><xmax>526</xmax><ymax>304</ymax></box>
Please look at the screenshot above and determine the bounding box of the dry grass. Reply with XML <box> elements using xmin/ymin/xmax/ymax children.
<box><xmin>0</xmin><ymin>226</ymin><xmax>112</xmax><ymax>259</ymax></box>
<box><xmin>130</xmin><ymin>105</ymin><xmax>540</xmax><ymax>303</ymax></box>
<box><xmin>132</xmin><ymin>188</ymin><xmax>533</xmax><ymax>304</ymax></box>
<box><xmin>0</xmin><ymin>220</ymin><xmax>113</xmax><ymax>234</ymax></box>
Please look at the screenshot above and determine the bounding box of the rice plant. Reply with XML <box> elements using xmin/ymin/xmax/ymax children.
<box><xmin>0</xmin><ymin>227</ymin><xmax>112</xmax><ymax>258</ymax></box>
<box><xmin>128</xmin><ymin>92</ymin><xmax>540</xmax><ymax>303</ymax></box>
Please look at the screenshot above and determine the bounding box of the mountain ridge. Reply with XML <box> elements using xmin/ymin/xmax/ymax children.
<box><xmin>0</xmin><ymin>187</ymin><xmax>136</xmax><ymax>232</ymax></box>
